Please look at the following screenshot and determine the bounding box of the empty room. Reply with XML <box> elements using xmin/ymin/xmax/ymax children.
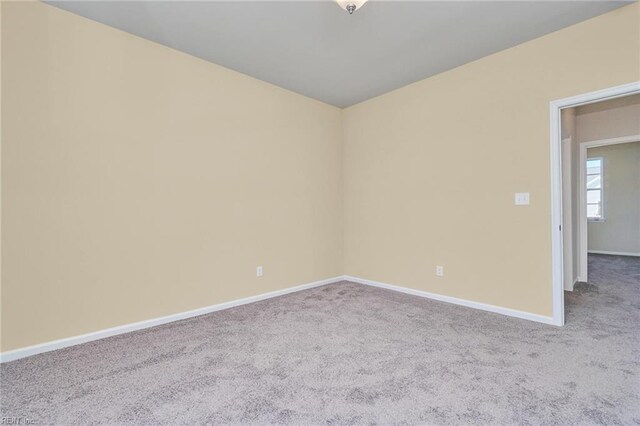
<box><xmin>1</xmin><ymin>1</ymin><xmax>639</xmax><ymax>424</ymax></box>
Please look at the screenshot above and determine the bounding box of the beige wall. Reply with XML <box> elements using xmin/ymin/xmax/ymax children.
<box><xmin>343</xmin><ymin>3</ymin><xmax>639</xmax><ymax>317</ymax></box>
<box><xmin>2</xmin><ymin>2</ymin><xmax>639</xmax><ymax>352</ymax></box>
<box><xmin>587</xmin><ymin>142</ymin><xmax>640</xmax><ymax>255</ymax></box>
<box><xmin>576</xmin><ymin>95</ymin><xmax>640</xmax><ymax>143</ymax></box>
<box><xmin>1</xmin><ymin>2</ymin><xmax>343</xmax><ymax>351</ymax></box>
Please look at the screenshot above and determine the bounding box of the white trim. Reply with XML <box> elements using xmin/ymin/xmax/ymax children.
<box><xmin>565</xmin><ymin>278</ymin><xmax>582</xmax><ymax>292</ymax></box>
<box><xmin>0</xmin><ymin>276</ymin><xmax>344</xmax><ymax>363</ymax></box>
<box><xmin>578</xmin><ymin>145</ymin><xmax>589</xmax><ymax>281</ymax></box>
<box><xmin>579</xmin><ymin>134</ymin><xmax>640</xmax><ymax>280</ymax></box>
<box><xmin>344</xmin><ymin>275</ymin><xmax>558</xmax><ymax>326</ymax></box>
<box><xmin>561</xmin><ymin>136</ymin><xmax>574</xmax><ymax>291</ymax></box>
<box><xmin>588</xmin><ymin>250</ymin><xmax>640</xmax><ymax>257</ymax></box>
<box><xmin>580</xmin><ymin>135</ymin><xmax>640</xmax><ymax>149</ymax></box>
<box><xmin>568</xmin><ymin>278</ymin><xmax>581</xmax><ymax>292</ymax></box>
<box><xmin>2</xmin><ymin>273</ymin><xmax>565</xmax><ymax>363</ymax></box>
<box><xmin>4</xmin><ymin>239</ymin><xmax>638</xmax><ymax>365</ymax></box>
<box><xmin>549</xmin><ymin>96</ymin><xmax>566</xmax><ymax>326</ymax></box>
<box><xmin>550</xmin><ymin>81</ymin><xmax>640</xmax><ymax>328</ymax></box>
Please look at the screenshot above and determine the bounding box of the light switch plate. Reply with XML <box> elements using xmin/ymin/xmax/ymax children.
<box><xmin>515</xmin><ymin>192</ymin><xmax>530</xmax><ymax>205</ymax></box>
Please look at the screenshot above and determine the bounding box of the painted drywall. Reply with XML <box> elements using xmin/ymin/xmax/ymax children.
<box><xmin>576</xmin><ymin>95</ymin><xmax>640</xmax><ymax>143</ymax></box>
<box><xmin>1</xmin><ymin>2</ymin><xmax>343</xmax><ymax>351</ymax></box>
<box><xmin>2</xmin><ymin>1</ymin><xmax>639</xmax><ymax>353</ymax></box>
<box><xmin>587</xmin><ymin>142</ymin><xmax>640</xmax><ymax>255</ymax></box>
<box><xmin>342</xmin><ymin>3</ymin><xmax>639</xmax><ymax>316</ymax></box>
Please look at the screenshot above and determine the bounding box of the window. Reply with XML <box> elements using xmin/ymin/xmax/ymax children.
<box><xmin>586</xmin><ymin>157</ymin><xmax>604</xmax><ymax>221</ymax></box>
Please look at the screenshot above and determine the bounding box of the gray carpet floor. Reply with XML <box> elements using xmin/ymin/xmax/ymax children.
<box><xmin>1</xmin><ymin>254</ymin><xmax>639</xmax><ymax>425</ymax></box>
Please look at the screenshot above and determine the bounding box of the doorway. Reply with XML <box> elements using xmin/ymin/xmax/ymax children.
<box><xmin>550</xmin><ymin>82</ymin><xmax>640</xmax><ymax>326</ymax></box>
<box><xmin>580</xmin><ymin>137</ymin><xmax>639</xmax><ymax>271</ymax></box>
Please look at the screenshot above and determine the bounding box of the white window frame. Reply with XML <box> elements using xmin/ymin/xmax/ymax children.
<box><xmin>586</xmin><ymin>156</ymin><xmax>604</xmax><ymax>222</ymax></box>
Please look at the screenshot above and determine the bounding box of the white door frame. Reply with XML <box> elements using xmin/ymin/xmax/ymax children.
<box><xmin>578</xmin><ymin>135</ymin><xmax>640</xmax><ymax>281</ymax></box>
<box><xmin>561</xmin><ymin>136</ymin><xmax>574</xmax><ymax>291</ymax></box>
<box><xmin>549</xmin><ymin>81</ymin><xmax>640</xmax><ymax>326</ymax></box>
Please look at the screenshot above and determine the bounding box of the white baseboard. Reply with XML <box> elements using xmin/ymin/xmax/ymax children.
<box><xmin>588</xmin><ymin>250</ymin><xmax>640</xmax><ymax>257</ymax></box>
<box><xmin>1</xmin><ymin>274</ymin><xmax>561</xmax><ymax>363</ymax></box>
<box><xmin>0</xmin><ymin>276</ymin><xmax>344</xmax><ymax>363</ymax></box>
<box><xmin>343</xmin><ymin>275</ymin><xmax>559</xmax><ymax>326</ymax></box>
<box><xmin>565</xmin><ymin>278</ymin><xmax>582</xmax><ymax>292</ymax></box>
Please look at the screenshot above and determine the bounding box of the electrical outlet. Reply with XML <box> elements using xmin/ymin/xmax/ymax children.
<box><xmin>436</xmin><ymin>266</ymin><xmax>444</xmax><ymax>277</ymax></box>
<box><xmin>515</xmin><ymin>192</ymin><xmax>530</xmax><ymax>205</ymax></box>
<box><xmin>256</xmin><ymin>266</ymin><xmax>263</xmax><ymax>277</ymax></box>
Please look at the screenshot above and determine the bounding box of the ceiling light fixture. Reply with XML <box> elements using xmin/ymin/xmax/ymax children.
<box><xmin>336</xmin><ymin>0</ymin><xmax>369</xmax><ymax>15</ymax></box>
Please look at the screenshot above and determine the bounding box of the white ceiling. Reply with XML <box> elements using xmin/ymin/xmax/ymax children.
<box><xmin>48</xmin><ymin>1</ymin><xmax>632</xmax><ymax>108</ymax></box>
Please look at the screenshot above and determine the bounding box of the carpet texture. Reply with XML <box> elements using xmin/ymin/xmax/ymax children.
<box><xmin>1</xmin><ymin>254</ymin><xmax>639</xmax><ymax>425</ymax></box>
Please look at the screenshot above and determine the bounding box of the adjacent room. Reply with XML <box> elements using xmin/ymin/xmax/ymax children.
<box><xmin>561</xmin><ymin>94</ymin><xmax>640</xmax><ymax>294</ymax></box>
<box><xmin>582</xmin><ymin>140</ymin><xmax>640</xmax><ymax>317</ymax></box>
<box><xmin>1</xmin><ymin>1</ymin><xmax>639</xmax><ymax>424</ymax></box>
<box><xmin>587</xmin><ymin>141</ymin><xmax>640</xmax><ymax>256</ymax></box>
